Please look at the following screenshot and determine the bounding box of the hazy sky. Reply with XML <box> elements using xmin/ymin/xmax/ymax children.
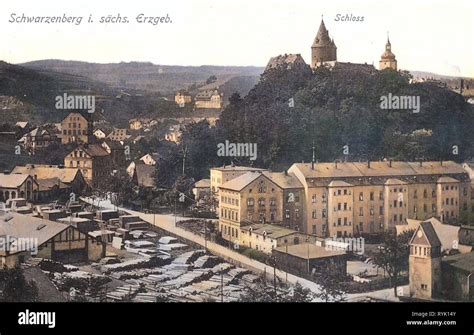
<box><xmin>1</xmin><ymin>0</ymin><xmax>473</xmax><ymax>76</ymax></box>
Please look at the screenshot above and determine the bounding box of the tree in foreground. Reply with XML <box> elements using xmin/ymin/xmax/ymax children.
<box><xmin>372</xmin><ymin>230</ymin><xmax>413</xmax><ymax>297</ymax></box>
<box><xmin>0</xmin><ymin>266</ymin><xmax>39</xmax><ymax>302</ymax></box>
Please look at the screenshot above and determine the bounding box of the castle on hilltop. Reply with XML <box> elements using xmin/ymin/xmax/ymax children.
<box><xmin>311</xmin><ymin>18</ymin><xmax>397</xmax><ymax>71</ymax></box>
<box><xmin>266</xmin><ymin>18</ymin><xmax>397</xmax><ymax>72</ymax></box>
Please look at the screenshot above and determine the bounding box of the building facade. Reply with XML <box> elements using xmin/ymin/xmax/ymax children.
<box><xmin>379</xmin><ymin>37</ymin><xmax>397</xmax><ymax>70</ymax></box>
<box><xmin>289</xmin><ymin>161</ymin><xmax>471</xmax><ymax>238</ymax></box>
<box><xmin>64</xmin><ymin>144</ymin><xmax>112</xmax><ymax>187</ymax></box>
<box><xmin>311</xmin><ymin>19</ymin><xmax>337</xmax><ymax>69</ymax></box>
<box><xmin>60</xmin><ymin>112</ymin><xmax>92</xmax><ymax>144</ymax></box>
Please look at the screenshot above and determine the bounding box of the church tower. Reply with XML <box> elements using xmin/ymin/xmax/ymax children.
<box><xmin>379</xmin><ymin>35</ymin><xmax>397</xmax><ymax>70</ymax></box>
<box><xmin>409</xmin><ymin>222</ymin><xmax>442</xmax><ymax>300</ymax></box>
<box><xmin>311</xmin><ymin>18</ymin><xmax>337</xmax><ymax>69</ymax></box>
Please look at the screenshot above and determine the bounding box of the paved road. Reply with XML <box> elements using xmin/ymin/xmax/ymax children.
<box><xmin>81</xmin><ymin>197</ymin><xmax>402</xmax><ymax>301</ymax></box>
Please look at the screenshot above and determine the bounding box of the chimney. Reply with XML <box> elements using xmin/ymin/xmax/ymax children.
<box><xmin>311</xmin><ymin>161</ymin><xmax>314</xmax><ymax>170</ymax></box>
<box><xmin>389</xmin><ymin>160</ymin><xmax>392</xmax><ymax>168</ymax></box>
<box><xmin>419</xmin><ymin>161</ymin><xmax>422</xmax><ymax>167</ymax></box>
<box><xmin>335</xmin><ymin>161</ymin><xmax>338</xmax><ymax>169</ymax></box>
<box><xmin>284</xmin><ymin>170</ymin><xmax>288</xmax><ymax>176</ymax></box>
<box><xmin>440</xmin><ymin>160</ymin><xmax>443</xmax><ymax>166</ymax></box>
<box><xmin>367</xmin><ymin>161</ymin><xmax>371</xmax><ymax>168</ymax></box>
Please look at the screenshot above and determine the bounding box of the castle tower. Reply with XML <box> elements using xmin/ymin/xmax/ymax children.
<box><xmin>379</xmin><ymin>35</ymin><xmax>397</xmax><ymax>70</ymax></box>
<box><xmin>311</xmin><ymin>18</ymin><xmax>337</xmax><ymax>68</ymax></box>
<box><xmin>409</xmin><ymin>222</ymin><xmax>442</xmax><ymax>300</ymax></box>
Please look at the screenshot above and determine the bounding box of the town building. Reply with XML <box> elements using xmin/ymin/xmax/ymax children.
<box><xmin>193</xmin><ymin>179</ymin><xmax>211</xmax><ymax>201</ymax></box>
<box><xmin>289</xmin><ymin>161</ymin><xmax>471</xmax><ymax>238</ymax></box>
<box><xmin>18</xmin><ymin>127</ymin><xmax>60</xmax><ymax>154</ymax></box>
<box><xmin>60</xmin><ymin>112</ymin><xmax>92</xmax><ymax>144</ymax></box>
<box><xmin>164</xmin><ymin>125</ymin><xmax>182</xmax><ymax>143</ymax></box>
<box><xmin>64</xmin><ymin>144</ymin><xmax>112</xmax><ymax>187</ymax></box>
<box><xmin>132</xmin><ymin>163</ymin><xmax>156</xmax><ymax>189</ymax></box>
<box><xmin>239</xmin><ymin>223</ymin><xmax>306</xmax><ymax>254</ymax></box>
<box><xmin>107</xmin><ymin>128</ymin><xmax>131</xmax><ymax>142</ymax></box>
<box><xmin>0</xmin><ymin>212</ymin><xmax>105</xmax><ymax>268</ymax></box>
<box><xmin>11</xmin><ymin>164</ymin><xmax>87</xmax><ymax>200</ymax></box>
<box><xmin>175</xmin><ymin>90</ymin><xmax>192</xmax><ymax>107</ymax></box>
<box><xmin>194</xmin><ymin>90</ymin><xmax>223</xmax><ymax>110</ymax></box>
<box><xmin>101</xmin><ymin>140</ymin><xmax>126</xmax><ymax>167</ymax></box>
<box><xmin>0</xmin><ymin>173</ymin><xmax>39</xmax><ymax>202</ymax></box>
<box><xmin>93</xmin><ymin>128</ymin><xmax>107</xmax><ymax>140</ymax></box>
<box><xmin>409</xmin><ymin>221</ymin><xmax>474</xmax><ymax>301</ymax></box>
<box><xmin>272</xmin><ymin>243</ymin><xmax>347</xmax><ymax>277</ymax></box>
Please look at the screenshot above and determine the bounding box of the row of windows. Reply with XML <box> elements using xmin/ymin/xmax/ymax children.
<box><xmin>333</xmin><ymin>218</ymin><xmax>351</xmax><ymax>226</ymax></box>
<box><xmin>67</xmin><ymin>123</ymin><xmax>82</xmax><ymax>129</ymax></box>
<box><xmin>222</xmin><ymin>225</ymin><xmax>239</xmax><ymax>238</ymax></box>
<box><xmin>221</xmin><ymin>196</ymin><xmax>239</xmax><ymax>206</ymax></box>
<box><xmin>63</xmin><ymin>129</ymin><xmax>87</xmax><ymax>136</ymax></box>
<box><xmin>247</xmin><ymin>198</ymin><xmax>277</xmax><ymax>207</ymax></box>
<box><xmin>221</xmin><ymin>208</ymin><xmax>239</xmax><ymax>221</ymax></box>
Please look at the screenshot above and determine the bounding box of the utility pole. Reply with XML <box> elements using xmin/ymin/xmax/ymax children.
<box><xmin>204</xmin><ymin>220</ymin><xmax>208</xmax><ymax>252</ymax></box>
<box><xmin>220</xmin><ymin>269</ymin><xmax>224</xmax><ymax>303</ymax></box>
<box><xmin>181</xmin><ymin>145</ymin><xmax>188</xmax><ymax>176</ymax></box>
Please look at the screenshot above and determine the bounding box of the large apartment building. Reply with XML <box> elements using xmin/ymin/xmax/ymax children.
<box><xmin>289</xmin><ymin>161</ymin><xmax>471</xmax><ymax>238</ymax></box>
<box><xmin>217</xmin><ymin>161</ymin><xmax>471</xmax><ymax>242</ymax></box>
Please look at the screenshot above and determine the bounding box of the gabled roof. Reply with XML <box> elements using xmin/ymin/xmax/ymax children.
<box><xmin>263</xmin><ymin>171</ymin><xmax>304</xmax><ymax>189</ymax></box>
<box><xmin>76</xmin><ymin>144</ymin><xmax>109</xmax><ymax>157</ymax></box>
<box><xmin>11</xmin><ymin>165</ymin><xmax>81</xmax><ymax>184</ymax></box>
<box><xmin>219</xmin><ymin>171</ymin><xmax>265</xmax><ymax>191</ymax></box>
<box><xmin>0</xmin><ymin>212</ymin><xmax>69</xmax><ymax>250</ymax></box>
<box><xmin>410</xmin><ymin>221</ymin><xmax>441</xmax><ymax>248</ymax></box>
<box><xmin>133</xmin><ymin>164</ymin><xmax>155</xmax><ymax>188</ymax></box>
<box><xmin>194</xmin><ymin>179</ymin><xmax>210</xmax><ymax>188</ymax></box>
<box><xmin>0</xmin><ymin>173</ymin><xmax>34</xmax><ymax>188</ymax></box>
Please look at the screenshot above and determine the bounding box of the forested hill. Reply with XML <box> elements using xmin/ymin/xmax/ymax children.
<box><xmin>215</xmin><ymin>63</ymin><xmax>474</xmax><ymax>170</ymax></box>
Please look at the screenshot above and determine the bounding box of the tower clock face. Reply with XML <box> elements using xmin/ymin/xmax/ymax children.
<box><xmin>417</xmin><ymin>230</ymin><xmax>423</xmax><ymax>238</ymax></box>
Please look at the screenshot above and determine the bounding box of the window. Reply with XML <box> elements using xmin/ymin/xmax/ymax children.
<box><xmin>312</xmin><ymin>194</ymin><xmax>316</xmax><ymax>203</ymax></box>
<box><xmin>337</xmin><ymin>190</ymin><xmax>341</xmax><ymax>196</ymax></box>
<box><xmin>247</xmin><ymin>198</ymin><xmax>254</xmax><ymax>206</ymax></box>
<box><xmin>393</xmin><ymin>200</ymin><xmax>397</xmax><ymax>208</ymax></box>
<box><xmin>312</xmin><ymin>210</ymin><xmax>317</xmax><ymax>219</ymax></box>
<box><xmin>312</xmin><ymin>225</ymin><xmax>317</xmax><ymax>234</ymax></box>
<box><xmin>338</xmin><ymin>218</ymin><xmax>342</xmax><ymax>226</ymax></box>
<box><xmin>343</xmin><ymin>218</ymin><xmax>348</xmax><ymax>226</ymax></box>
<box><xmin>421</xmin><ymin>284</ymin><xmax>428</xmax><ymax>290</ymax></box>
<box><xmin>370</xmin><ymin>192</ymin><xmax>374</xmax><ymax>201</ymax></box>
<box><xmin>257</xmin><ymin>180</ymin><xmax>266</xmax><ymax>193</ymax></box>
<box><xmin>423</xmin><ymin>189</ymin><xmax>428</xmax><ymax>198</ymax></box>
<box><xmin>359</xmin><ymin>192</ymin><xmax>363</xmax><ymax>201</ymax></box>
<box><xmin>359</xmin><ymin>207</ymin><xmax>363</xmax><ymax>216</ymax></box>
<box><xmin>337</xmin><ymin>203</ymin><xmax>342</xmax><ymax>211</ymax></box>
<box><xmin>285</xmin><ymin>209</ymin><xmax>290</xmax><ymax>219</ymax></box>
<box><xmin>270</xmin><ymin>198</ymin><xmax>276</xmax><ymax>207</ymax></box>
<box><xmin>379</xmin><ymin>206</ymin><xmax>384</xmax><ymax>215</ymax></box>
<box><xmin>379</xmin><ymin>191</ymin><xmax>384</xmax><ymax>200</ymax></box>
<box><xmin>394</xmin><ymin>214</ymin><xmax>397</xmax><ymax>222</ymax></box>
<box><xmin>413</xmin><ymin>190</ymin><xmax>418</xmax><ymax>199</ymax></box>
<box><xmin>322</xmin><ymin>209</ymin><xmax>327</xmax><ymax>218</ymax></box>
<box><xmin>258</xmin><ymin>198</ymin><xmax>265</xmax><ymax>207</ymax></box>
<box><xmin>370</xmin><ymin>207</ymin><xmax>374</xmax><ymax>216</ymax></box>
